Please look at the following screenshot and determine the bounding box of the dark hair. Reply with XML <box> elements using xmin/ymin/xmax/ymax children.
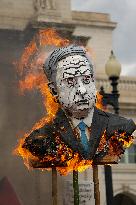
<box><xmin>43</xmin><ymin>44</ymin><xmax>93</xmax><ymax>83</ymax></box>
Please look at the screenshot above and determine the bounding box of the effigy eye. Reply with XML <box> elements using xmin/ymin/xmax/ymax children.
<box><xmin>66</xmin><ymin>77</ymin><xmax>76</xmax><ymax>86</ymax></box>
<box><xmin>83</xmin><ymin>75</ymin><xmax>91</xmax><ymax>84</ymax></box>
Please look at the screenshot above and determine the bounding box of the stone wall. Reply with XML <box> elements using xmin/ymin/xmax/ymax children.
<box><xmin>0</xmin><ymin>0</ymin><xmax>35</xmax><ymax>30</ymax></box>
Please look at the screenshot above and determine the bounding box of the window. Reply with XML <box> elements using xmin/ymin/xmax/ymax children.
<box><xmin>120</xmin><ymin>144</ymin><xmax>136</xmax><ymax>164</ymax></box>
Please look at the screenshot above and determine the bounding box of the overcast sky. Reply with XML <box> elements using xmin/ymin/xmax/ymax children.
<box><xmin>72</xmin><ymin>0</ymin><xmax>136</xmax><ymax>76</ymax></box>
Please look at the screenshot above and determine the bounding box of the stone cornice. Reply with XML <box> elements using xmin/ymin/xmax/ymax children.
<box><xmin>72</xmin><ymin>11</ymin><xmax>117</xmax><ymax>29</ymax></box>
<box><xmin>72</xmin><ymin>11</ymin><xmax>111</xmax><ymax>22</ymax></box>
<box><xmin>34</xmin><ymin>16</ymin><xmax>117</xmax><ymax>30</ymax></box>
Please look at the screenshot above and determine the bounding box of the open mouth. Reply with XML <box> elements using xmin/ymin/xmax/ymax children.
<box><xmin>75</xmin><ymin>99</ymin><xmax>89</xmax><ymax>106</ymax></box>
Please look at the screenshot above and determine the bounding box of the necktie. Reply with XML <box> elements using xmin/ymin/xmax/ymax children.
<box><xmin>78</xmin><ymin>121</ymin><xmax>89</xmax><ymax>152</ymax></box>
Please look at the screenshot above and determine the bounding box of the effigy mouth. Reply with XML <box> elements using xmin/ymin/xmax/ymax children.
<box><xmin>75</xmin><ymin>99</ymin><xmax>89</xmax><ymax>106</ymax></box>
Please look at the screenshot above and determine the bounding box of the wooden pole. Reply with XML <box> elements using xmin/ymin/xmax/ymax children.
<box><xmin>93</xmin><ymin>165</ymin><xmax>100</xmax><ymax>205</ymax></box>
<box><xmin>73</xmin><ymin>170</ymin><xmax>79</xmax><ymax>205</ymax></box>
<box><xmin>52</xmin><ymin>168</ymin><xmax>57</xmax><ymax>205</ymax></box>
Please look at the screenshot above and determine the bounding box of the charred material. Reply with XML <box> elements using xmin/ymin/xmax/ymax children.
<box><xmin>22</xmin><ymin>107</ymin><xmax>136</xmax><ymax>169</ymax></box>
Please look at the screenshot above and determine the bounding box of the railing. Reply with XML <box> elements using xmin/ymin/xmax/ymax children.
<box><xmin>96</xmin><ymin>76</ymin><xmax>136</xmax><ymax>93</ymax></box>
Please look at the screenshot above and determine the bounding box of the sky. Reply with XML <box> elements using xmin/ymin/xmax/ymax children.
<box><xmin>72</xmin><ymin>0</ymin><xmax>136</xmax><ymax>76</ymax></box>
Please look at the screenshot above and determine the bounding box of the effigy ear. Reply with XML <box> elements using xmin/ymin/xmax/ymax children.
<box><xmin>48</xmin><ymin>82</ymin><xmax>58</xmax><ymax>96</ymax></box>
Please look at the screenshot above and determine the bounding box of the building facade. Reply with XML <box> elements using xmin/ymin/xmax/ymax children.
<box><xmin>0</xmin><ymin>0</ymin><xmax>136</xmax><ymax>204</ymax></box>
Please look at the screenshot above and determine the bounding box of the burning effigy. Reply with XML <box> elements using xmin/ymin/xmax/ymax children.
<box><xmin>14</xmin><ymin>29</ymin><xmax>136</xmax><ymax>205</ymax></box>
<box><xmin>14</xmin><ymin>30</ymin><xmax>136</xmax><ymax>177</ymax></box>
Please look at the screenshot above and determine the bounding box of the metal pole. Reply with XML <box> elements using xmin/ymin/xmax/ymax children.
<box><xmin>93</xmin><ymin>165</ymin><xmax>100</xmax><ymax>205</ymax></box>
<box><xmin>105</xmin><ymin>76</ymin><xmax>119</xmax><ymax>205</ymax></box>
<box><xmin>52</xmin><ymin>168</ymin><xmax>57</xmax><ymax>205</ymax></box>
<box><xmin>73</xmin><ymin>170</ymin><xmax>79</xmax><ymax>205</ymax></box>
<box><xmin>104</xmin><ymin>165</ymin><xmax>113</xmax><ymax>205</ymax></box>
<box><xmin>110</xmin><ymin>76</ymin><xmax>119</xmax><ymax>114</ymax></box>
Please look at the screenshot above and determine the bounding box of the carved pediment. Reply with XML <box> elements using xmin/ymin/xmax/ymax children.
<box><xmin>34</xmin><ymin>0</ymin><xmax>72</xmax><ymax>23</ymax></box>
<box><xmin>35</xmin><ymin>0</ymin><xmax>56</xmax><ymax>11</ymax></box>
<box><xmin>34</xmin><ymin>0</ymin><xmax>62</xmax><ymax>23</ymax></box>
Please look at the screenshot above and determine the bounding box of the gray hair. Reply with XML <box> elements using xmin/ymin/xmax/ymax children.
<box><xmin>43</xmin><ymin>45</ymin><xmax>94</xmax><ymax>83</ymax></box>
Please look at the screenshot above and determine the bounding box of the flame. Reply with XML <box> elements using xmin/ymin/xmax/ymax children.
<box><xmin>14</xmin><ymin>29</ymin><xmax>69</xmax><ymax>170</ymax></box>
<box><xmin>57</xmin><ymin>154</ymin><xmax>92</xmax><ymax>176</ymax></box>
<box><xmin>14</xmin><ymin>82</ymin><xmax>60</xmax><ymax>165</ymax></box>
<box><xmin>105</xmin><ymin>131</ymin><xmax>134</xmax><ymax>159</ymax></box>
<box><xmin>96</xmin><ymin>131</ymin><xmax>107</xmax><ymax>153</ymax></box>
<box><xmin>39</xmin><ymin>29</ymin><xmax>69</xmax><ymax>47</ymax></box>
<box><xmin>19</xmin><ymin>73</ymin><xmax>45</xmax><ymax>93</ymax></box>
<box><xmin>17</xmin><ymin>29</ymin><xmax>70</xmax><ymax>75</ymax></box>
<box><xmin>118</xmin><ymin>132</ymin><xmax>134</xmax><ymax>148</ymax></box>
<box><xmin>18</xmin><ymin>39</ymin><xmax>38</xmax><ymax>75</ymax></box>
<box><xmin>54</xmin><ymin>135</ymin><xmax>92</xmax><ymax>175</ymax></box>
<box><xmin>96</xmin><ymin>92</ymin><xmax>105</xmax><ymax>110</ymax></box>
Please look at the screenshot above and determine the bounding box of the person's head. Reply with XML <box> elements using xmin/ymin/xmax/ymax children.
<box><xmin>44</xmin><ymin>45</ymin><xmax>96</xmax><ymax>118</ymax></box>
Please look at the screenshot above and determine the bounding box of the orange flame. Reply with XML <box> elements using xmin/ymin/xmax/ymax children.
<box><xmin>57</xmin><ymin>154</ymin><xmax>92</xmax><ymax>176</ymax></box>
<box><xmin>39</xmin><ymin>29</ymin><xmax>69</xmax><ymax>47</ymax></box>
<box><xmin>17</xmin><ymin>29</ymin><xmax>70</xmax><ymax>75</ymax></box>
<box><xmin>118</xmin><ymin>132</ymin><xmax>134</xmax><ymax>148</ymax></box>
<box><xmin>96</xmin><ymin>92</ymin><xmax>105</xmax><ymax>110</ymax></box>
<box><xmin>106</xmin><ymin>131</ymin><xmax>134</xmax><ymax>160</ymax></box>
<box><xmin>14</xmin><ymin>29</ymin><xmax>69</xmax><ymax>170</ymax></box>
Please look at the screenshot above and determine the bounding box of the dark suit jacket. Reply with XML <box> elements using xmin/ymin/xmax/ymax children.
<box><xmin>23</xmin><ymin>107</ymin><xmax>136</xmax><ymax>168</ymax></box>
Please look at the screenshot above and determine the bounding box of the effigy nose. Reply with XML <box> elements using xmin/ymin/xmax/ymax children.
<box><xmin>77</xmin><ymin>81</ymin><xmax>87</xmax><ymax>95</ymax></box>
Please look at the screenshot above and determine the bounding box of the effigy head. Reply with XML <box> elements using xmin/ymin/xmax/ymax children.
<box><xmin>43</xmin><ymin>45</ymin><xmax>96</xmax><ymax>118</ymax></box>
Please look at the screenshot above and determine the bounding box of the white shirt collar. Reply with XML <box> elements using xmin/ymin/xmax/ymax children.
<box><xmin>70</xmin><ymin>108</ymin><xmax>94</xmax><ymax>128</ymax></box>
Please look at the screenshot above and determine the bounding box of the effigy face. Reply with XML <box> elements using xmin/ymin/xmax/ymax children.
<box><xmin>56</xmin><ymin>55</ymin><xmax>96</xmax><ymax>118</ymax></box>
